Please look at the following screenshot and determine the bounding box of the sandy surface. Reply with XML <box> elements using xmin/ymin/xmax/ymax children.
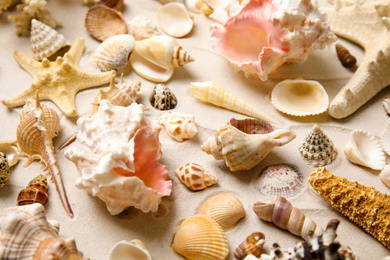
<box><xmin>1</xmin><ymin>0</ymin><xmax>390</xmax><ymax>259</ymax></box>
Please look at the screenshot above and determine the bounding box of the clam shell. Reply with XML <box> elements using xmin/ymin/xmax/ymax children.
<box><xmin>0</xmin><ymin>152</ymin><xmax>10</xmax><ymax>188</ymax></box>
<box><xmin>172</xmin><ymin>214</ymin><xmax>229</xmax><ymax>260</ymax></box>
<box><xmin>108</xmin><ymin>239</ymin><xmax>152</xmax><ymax>260</ymax></box>
<box><xmin>175</xmin><ymin>163</ymin><xmax>218</xmax><ymax>190</ymax></box>
<box><xmin>158</xmin><ymin>112</ymin><xmax>198</xmax><ymax>141</ymax></box>
<box><xmin>381</xmin><ymin>118</ymin><xmax>390</xmax><ymax>156</ymax></box>
<box><xmin>150</xmin><ymin>84</ymin><xmax>177</xmax><ymax>110</ymax></box>
<box><xmin>344</xmin><ymin>129</ymin><xmax>386</xmax><ymax>170</ymax></box>
<box><xmin>85</xmin><ymin>5</ymin><xmax>127</xmax><ymax>42</ymax></box>
<box><xmin>157</xmin><ymin>3</ymin><xmax>194</xmax><ymax>37</ymax></box>
<box><xmin>271</xmin><ymin>79</ymin><xmax>329</xmax><ymax>117</ymax></box>
<box><xmin>256</xmin><ymin>164</ymin><xmax>304</xmax><ymax>198</ymax></box>
<box><xmin>92</xmin><ymin>34</ymin><xmax>135</xmax><ymax>72</ymax></box>
<box><xmin>0</xmin><ymin>142</ymin><xmax>19</xmax><ymax>167</ymax></box>
<box><xmin>198</xmin><ymin>193</ymin><xmax>245</xmax><ymax>231</ymax></box>
<box><xmin>128</xmin><ymin>15</ymin><xmax>162</xmax><ymax>41</ymax></box>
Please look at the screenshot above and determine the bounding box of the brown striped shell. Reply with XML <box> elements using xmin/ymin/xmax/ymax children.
<box><xmin>234</xmin><ymin>232</ymin><xmax>265</xmax><ymax>259</ymax></box>
<box><xmin>335</xmin><ymin>43</ymin><xmax>357</xmax><ymax>68</ymax></box>
<box><xmin>17</xmin><ymin>174</ymin><xmax>48</xmax><ymax>206</ymax></box>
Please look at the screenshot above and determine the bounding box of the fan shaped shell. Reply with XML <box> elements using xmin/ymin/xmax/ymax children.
<box><xmin>157</xmin><ymin>2</ymin><xmax>194</xmax><ymax>37</ymax></box>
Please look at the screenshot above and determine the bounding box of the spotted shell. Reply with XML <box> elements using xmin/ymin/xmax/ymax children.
<box><xmin>0</xmin><ymin>142</ymin><xmax>19</xmax><ymax>167</ymax></box>
<box><xmin>158</xmin><ymin>112</ymin><xmax>198</xmax><ymax>142</ymax></box>
<box><xmin>234</xmin><ymin>232</ymin><xmax>266</xmax><ymax>259</ymax></box>
<box><xmin>0</xmin><ymin>152</ymin><xmax>10</xmax><ymax>188</ymax></box>
<box><xmin>17</xmin><ymin>174</ymin><xmax>48</xmax><ymax>206</ymax></box>
<box><xmin>150</xmin><ymin>84</ymin><xmax>177</xmax><ymax>110</ymax></box>
<box><xmin>175</xmin><ymin>163</ymin><xmax>218</xmax><ymax>190</ymax></box>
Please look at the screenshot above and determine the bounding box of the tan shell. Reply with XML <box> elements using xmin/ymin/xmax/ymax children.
<box><xmin>0</xmin><ymin>142</ymin><xmax>19</xmax><ymax>167</ymax></box>
<box><xmin>335</xmin><ymin>43</ymin><xmax>357</xmax><ymax>68</ymax></box>
<box><xmin>17</xmin><ymin>174</ymin><xmax>48</xmax><ymax>206</ymax></box>
<box><xmin>85</xmin><ymin>5</ymin><xmax>127</xmax><ymax>42</ymax></box>
<box><xmin>157</xmin><ymin>3</ymin><xmax>194</xmax><ymax>37</ymax></box>
<box><xmin>158</xmin><ymin>112</ymin><xmax>198</xmax><ymax>142</ymax></box>
<box><xmin>0</xmin><ymin>152</ymin><xmax>10</xmax><ymax>188</ymax></box>
<box><xmin>108</xmin><ymin>239</ymin><xmax>152</xmax><ymax>260</ymax></box>
<box><xmin>128</xmin><ymin>15</ymin><xmax>162</xmax><ymax>41</ymax></box>
<box><xmin>175</xmin><ymin>163</ymin><xmax>218</xmax><ymax>190</ymax></box>
<box><xmin>234</xmin><ymin>232</ymin><xmax>265</xmax><ymax>259</ymax></box>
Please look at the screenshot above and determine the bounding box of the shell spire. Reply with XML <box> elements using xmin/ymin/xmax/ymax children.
<box><xmin>172</xmin><ymin>45</ymin><xmax>195</xmax><ymax>67</ymax></box>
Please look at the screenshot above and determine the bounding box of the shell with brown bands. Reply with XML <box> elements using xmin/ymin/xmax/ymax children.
<box><xmin>234</xmin><ymin>232</ymin><xmax>265</xmax><ymax>259</ymax></box>
<box><xmin>17</xmin><ymin>174</ymin><xmax>48</xmax><ymax>206</ymax></box>
<box><xmin>335</xmin><ymin>43</ymin><xmax>357</xmax><ymax>68</ymax></box>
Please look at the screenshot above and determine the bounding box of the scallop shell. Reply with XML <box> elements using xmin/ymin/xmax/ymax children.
<box><xmin>91</xmin><ymin>34</ymin><xmax>135</xmax><ymax>72</ymax></box>
<box><xmin>158</xmin><ymin>112</ymin><xmax>198</xmax><ymax>142</ymax></box>
<box><xmin>0</xmin><ymin>142</ymin><xmax>19</xmax><ymax>167</ymax></box>
<box><xmin>172</xmin><ymin>214</ymin><xmax>229</xmax><ymax>260</ymax></box>
<box><xmin>30</xmin><ymin>19</ymin><xmax>69</xmax><ymax>61</ymax></box>
<box><xmin>234</xmin><ymin>232</ymin><xmax>266</xmax><ymax>259</ymax></box>
<box><xmin>383</xmin><ymin>97</ymin><xmax>390</xmax><ymax>116</ymax></box>
<box><xmin>175</xmin><ymin>163</ymin><xmax>218</xmax><ymax>190</ymax></box>
<box><xmin>380</xmin><ymin>165</ymin><xmax>390</xmax><ymax>189</ymax></box>
<box><xmin>381</xmin><ymin>118</ymin><xmax>390</xmax><ymax>156</ymax></box>
<box><xmin>0</xmin><ymin>152</ymin><xmax>10</xmax><ymax>188</ymax></box>
<box><xmin>108</xmin><ymin>240</ymin><xmax>152</xmax><ymax>260</ymax></box>
<box><xmin>198</xmin><ymin>193</ymin><xmax>245</xmax><ymax>231</ymax></box>
<box><xmin>299</xmin><ymin>125</ymin><xmax>337</xmax><ymax>167</ymax></box>
<box><xmin>150</xmin><ymin>84</ymin><xmax>177</xmax><ymax>110</ymax></box>
<box><xmin>271</xmin><ymin>79</ymin><xmax>329</xmax><ymax>117</ymax></box>
<box><xmin>17</xmin><ymin>174</ymin><xmax>48</xmax><ymax>206</ymax></box>
<box><xmin>344</xmin><ymin>129</ymin><xmax>386</xmax><ymax>170</ymax></box>
<box><xmin>127</xmin><ymin>15</ymin><xmax>162</xmax><ymax>41</ymax></box>
<box><xmin>157</xmin><ymin>3</ymin><xmax>194</xmax><ymax>37</ymax></box>
<box><xmin>85</xmin><ymin>5</ymin><xmax>127</xmax><ymax>42</ymax></box>
<box><xmin>256</xmin><ymin>164</ymin><xmax>304</xmax><ymax>198</ymax></box>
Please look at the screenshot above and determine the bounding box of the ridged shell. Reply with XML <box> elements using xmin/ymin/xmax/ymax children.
<box><xmin>172</xmin><ymin>214</ymin><xmax>229</xmax><ymax>260</ymax></box>
<box><xmin>175</xmin><ymin>163</ymin><xmax>218</xmax><ymax>190</ymax></box>
<box><xmin>198</xmin><ymin>193</ymin><xmax>245</xmax><ymax>231</ymax></box>
<box><xmin>150</xmin><ymin>84</ymin><xmax>177</xmax><ymax>110</ymax></box>
<box><xmin>0</xmin><ymin>152</ymin><xmax>10</xmax><ymax>188</ymax></box>
<box><xmin>85</xmin><ymin>5</ymin><xmax>127</xmax><ymax>42</ymax></box>
<box><xmin>256</xmin><ymin>164</ymin><xmax>304</xmax><ymax>198</ymax></box>
<box><xmin>128</xmin><ymin>15</ymin><xmax>162</xmax><ymax>41</ymax></box>
<box><xmin>108</xmin><ymin>240</ymin><xmax>152</xmax><ymax>260</ymax></box>
<box><xmin>157</xmin><ymin>3</ymin><xmax>194</xmax><ymax>37</ymax></box>
<box><xmin>271</xmin><ymin>79</ymin><xmax>329</xmax><ymax>117</ymax></box>
<box><xmin>381</xmin><ymin>118</ymin><xmax>390</xmax><ymax>156</ymax></box>
<box><xmin>234</xmin><ymin>232</ymin><xmax>265</xmax><ymax>259</ymax></box>
<box><xmin>158</xmin><ymin>112</ymin><xmax>198</xmax><ymax>142</ymax></box>
<box><xmin>344</xmin><ymin>129</ymin><xmax>386</xmax><ymax>170</ymax></box>
<box><xmin>299</xmin><ymin>125</ymin><xmax>337</xmax><ymax>167</ymax></box>
<box><xmin>30</xmin><ymin>19</ymin><xmax>69</xmax><ymax>61</ymax></box>
<box><xmin>0</xmin><ymin>142</ymin><xmax>19</xmax><ymax>167</ymax></box>
<box><xmin>91</xmin><ymin>34</ymin><xmax>135</xmax><ymax>72</ymax></box>
<box><xmin>17</xmin><ymin>174</ymin><xmax>48</xmax><ymax>206</ymax></box>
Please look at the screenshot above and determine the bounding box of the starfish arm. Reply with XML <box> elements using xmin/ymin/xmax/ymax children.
<box><xmin>72</xmin><ymin>69</ymin><xmax>115</xmax><ymax>93</ymax></box>
<box><xmin>13</xmin><ymin>50</ymin><xmax>41</xmax><ymax>78</ymax></box>
<box><xmin>2</xmin><ymin>86</ymin><xmax>36</xmax><ymax>107</ymax></box>
<box><xmin>63</xmin><ymin>37</ymin><xmax>85</xmax><ymax>66</ymax></box>
<box><xmin>50</xmin><ymin>90</ymin><xmax>78</xmax><ymax>117</ymax></box>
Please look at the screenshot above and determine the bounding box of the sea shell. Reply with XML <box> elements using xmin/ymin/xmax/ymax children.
<box><xmin>0</xmin><ymin>153</ymin><xmax>10</xmax><ymax>188</ymax></box>
<box><xmin>381</xmin><ymin>118</ymin><xmax>390</xmax><ymax>156</ymax></box>
<box><xmin>30</xmin><ymin>19</ymin><xmax>69</xmax><ymax>61</ymax></box>
<box><xmin>150</xmin><ymin>84</ymin><xmax>177</xmax><ymax>110</ymax></box>
<box><xmin>15</xmin><ymin>91</ymin><xmax>73</xmax><ymax>217</ymax></box>
<box><xmin>157</xmin><ymin>2</ymin><xmax>194</xmax><ymax>37</ymax></box>
<box><xmin>234</xmin><ymin>232</ymin><xmax>265</xmax><ymax>259</ymax></box>
<box><xmin>198</xmin><ymin>193</ymin><xmax>245</xmax><ymax>231</ymax></box>
<box><xmin>91</xmin><ymin>34</ymin><xmax>135</xmax><ymax>72</ymax></box>
<box><xmin>0</xmin><ymin>203</ymin><xmax>86</xmax><ymax>260</ymax></box>
<box><xmin>344</xmin><ymin>129</ymin><xmax>386</xmax><ymax>170</ymax></box>
<box><xmin>189</xmin><ymin>81</ymin><xmax>279</xmax><ymax>124</ymax></box>
<box><xmin>253</xmin><ymin>195</ymin><xmax>324</xmax><ymax>240</ymax></box>
<box><xmin>271</xmin><ymin>79</ymin><xmax>329</xmax><ymax>117</ymax></box>
<box><xmin>127</xmin><ymin>15</ymin><xmax>162</xmax><ymax>41</ymax></box>
<box><xmin>65</xmin><ymin>100</ymin><xmax>172</xmax><ymax>215</ymax></box>
<box><xmin>383</xmin><ymin>97</ymin><xmax>390</xmax><ymax>116</ymax></box>
<box><xmin>256</xmin><ymin>164</ymin><xmax>304</xmax><ymax>198</ymax></box>
<box><xmin>98</xmin><ymin>0</ymin><xmax>124</xmax><ymax>11</ymax></box>
<box><xmin>299</xmin><ymin>125</ymin><xmax>337</xmax><ymax>167</ymax></box>
<box><xmin>85</xmin><ymin>5</ymin><xmax>127</xmax><ymax>42</ymax></box>
<box><xmin>380</xmin><ymin>165</ymin><xmax>390</xmax><ymax>189</ymax></box>
<box><xmin>108</xmin><ymin>239</ymin><xmax>152</xmax><ymax>260</ymax></box>
<box><xmin>175</xmin><ymin>163</ymin><xmax>218</xmax><ymax>190</ymax></box>
<box><xmin>0</xmin><ymin>142</ymin><xmax>19</xmax><ymax>167</ymax></box>
<box><xmin>17</xmin><ymin>174</ymin><xmax>48</xmax><ymax>206</ymax></box>
<box><xmin>200</xmin><ymin>0</ymin><xmax>222</xmax><ymax>15</ymax></box>
<box><xmin>172</xmin><ymin>214</ymin><xmax>229</xmax><ymax>260</ymax></box>
<box><xmin>201</xmin><ymin>118</ymin><xmax>295</xmax><ymax>171</ymax></box>
<box><xmin>184</xmin><ymin>0</ymin><xmax>203</xmax><ymax>13</ymax></box>
<box><xmin>335</xmin><ymin>43</ymin><xmax>357</xmax><ymax>68</ymax></box>
<box><xmin>130</xmin><ymin>35</ymin><xmax>195</xmax><ymax>82</ymax></box>
<box><xmin>210</xmin><ymin>0</ymin><xmax>336</xmax><ymax>80</ymax></box>
<box><xmin>308</xmin><ymin>167</ymin><xmax>390</xmax><ymax>249</ymax></box>
<box><xmin>158</xmin><ymin>112</ymin><xmax>198</xmax><ymax>142</ymax></box>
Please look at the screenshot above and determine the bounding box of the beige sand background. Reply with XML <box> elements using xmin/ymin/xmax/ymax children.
<box><xmin>1</xmin><ymin>0</ymin><xmax>390</xmax><ymax>259</ymax></box>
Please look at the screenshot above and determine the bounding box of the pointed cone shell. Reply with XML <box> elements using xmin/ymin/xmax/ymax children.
<box><xmin>30</xmin><ymin>19</ymin><xmax>69</xmax><ymax>61</ymax></box>
<box><xmin>172</xmin><ymin>214</ymin><xmax>229</xmax><ymax>260</ymax></box>
<box><xmin>175</xmin><ymin>163</ymin><xmax>218</xmax><ymax>190</ymax></box>
<box><xmin>157</xmin><ymin>3</ymin><xmax>194</xmax><ymax>37</ymax></box>
<box><xmin>108</xmin><ymin>239</ymin><xmax>152</xmax><ymax>260</ymax></box>
<box><xmin>198</xmin><ymin>193</ymin><xmax>245</xmax><ymax>231</ymax></box>
<box><xmin>158</xmin><ymin>112</ymin><xmax>198</xmax><ymax>142</ymax></box>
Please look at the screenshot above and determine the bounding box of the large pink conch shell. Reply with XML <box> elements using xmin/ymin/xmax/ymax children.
<box><xmin>65</xmin><ymin>100</ymin><xmax>172</xmax><ymax>215</ymax></box>
<box><xmin>210</xmin><ymin>0</ymin><xmax>336</xmax><ymax>80</ymax></box>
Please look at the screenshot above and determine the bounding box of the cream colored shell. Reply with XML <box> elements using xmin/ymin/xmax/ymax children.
<box><xmin>0</xmin><ymin>142</ymin><xmax>19</xmax><ymax>167</ymax></box>
<box><xmin>128</xmin><ymin>15</ymin><xmax>162</xmax><ymax>41</ymax></box>
<box><xmin>380</xmin><ymin>165</ymin><xmax>390</xmax><ymax>189</ymax></box>
<box><xmin>381</xmin><ymin>118</ymin><xmax>390</xmax><ymax>156</ymax></box>
<box><xmin>108</xmin><ymin>240</ymin><xmax>152</xmax><ymax>260</ymax></box>
<box><xmin>158</xmin><ymin>112</ymin><xmax>198</xmax><ymax>142</ymax></box>
<box><xmin>175</xmin><ymin>163</ymin><xmax>218</xmax><ymax>190</ymax></box>
<box><xmin>157</xmin><ymin>2</ymin><xmax>194</xmax><ymax>37</ymax></box>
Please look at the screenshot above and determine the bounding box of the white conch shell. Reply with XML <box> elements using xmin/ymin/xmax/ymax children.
<box><xmin>65</xmin><ymin>100</ymin><xmax>172</xmax><ymax>215</ymax></box>
<box><xmin>157</xmin><ymin>2</ymin><xmax>194</xmax><ymax>37</ymax></box>
<box><xmin>175</xmin><ymin>163</ymin><xmax>218</xmax><ymax>190</ymax></box>
<box><xmin>201</xmin><ymin>118</ymin><xmax>296</xmax><ymax>171</ymax></box>
<box><xmin>381</xmin><ymin>118</ymin><xmax>390</xmax><ymax>156</ymax></box>
<box><xmin>380</xmin><ymin>165</ymin><xmax>390</xmax><ymax>189</ymax></box>
<box><xmin>30</xmin><ymin>19</ymin><xmax>69</xmax><ymax>61</ymax></box>
<box><xmin>344</xmin><ymin>129</ymin><xmax>386</xmax><ymax>170</ymax></box>
<box><xmin>127</xmin><ymin>15</ymin><xmax>162</xmax><ymax>41</ymax></box>
<box><xmin>210</xmin><ymin>0</ymin><xmax>336</xmax><ymax>80</ymax></box>
<box><xmin>108</xmin><ymin>239</ymin><xmax>152</xmax><ymax>260</ymax></box>
<box><xmin>158</xmin><ymin>112</ymin><xmax>198</xmax><ymax>142</ymax></box>
<box><xmin>0</xmin><ymin>141</ymin><xmax>19</xmax><ymax>167</ymax></box>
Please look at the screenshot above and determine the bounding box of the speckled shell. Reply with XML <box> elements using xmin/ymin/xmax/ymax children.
<box><xmin>299</xmin><ymin>125</ymin><xmax>337</xmax><ymax>167</ymax></box>
<box><xmin>157</xmin><ymin>2</ymin><xmax>194</xmax><ymax>37</ymax></box>
<box><xmin>0</xmin><ymin>142</ymin><xmax>19</xmax><ymax>167</ymax></box>
<box><xmin>158</xmin><ymin>112</ymin><xmax>198</xmax><ymax>142</ymax></box>
<box><xmin>234</xmin><ymin>232</ymin><xmax>265</xmax><ymax>259</ymax></box>
<box><xmin>92</xmin><ymin>34</ymin><xmax>135</xmax><ymax>72</ymax></box>
<box><xmin>175</xmin><ymin>163</ymin><xmax>218</xmax><ymax>190</ymax></box>
<box><xmin>150</xmin><ymin>84</ymin><xmax>177</xmax><ymax>110</ymax></box>
<box><xmin>308</xmin><ymin>167</ymin><xmax>390</xmax><ymax>249</ymax></box>
<box><xmin>198</xmin><ymin>193</ymin><xmax>245</xmax><ymax>231</ymax></box>
<box><xmin>17</xmin><ymin>175</ymin><xmax>48</xmax><ymax>206</ymax></box>
<box><xmin>172</xmin><ymin>214</ymin><xmax>229</xmax><ymax>260</ymax></box>
<box><xmin>128</xmin><ymin>15</ymin><xmax>162</xmax><ymax>41</ymax></box>
<box><xmin>30</xmin><ymin>19</ymin><xmax>69</xmax><ymax>61</ymax></box>
<box><xmin>0</xmin><ymin>152</ymin><xmax>10</xmax><ymax>188</ymax></box>
<box><xmin>108</xmin><ymin>239</ymin><xmax>152</xmax><ymax>260</ymax></box>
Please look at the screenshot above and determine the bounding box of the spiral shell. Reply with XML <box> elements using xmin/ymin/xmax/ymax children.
<box><xmin>335</xmin><ymin>43</ymin><xmax>357</xmax><ymax>68</ymax></box>
<box><xmin>17</xmin><ymin>174</ymin><xmax>48</xmax><ymax>206</ymax></box>
<box><xmin>175</xmin><ymin>163</ymin><xmax>218</xmax><ymax>190</ymax></box>
<box><xmin>234</xmin><ymin>232</ymin><xmax>265</xmax><ymax>259</ymax></box>
<box><xmin>0</xmin><ymin>152</ymin><xmax>10</xmax><ymax>188</ymax></box>
<box><xmin>158</xmin><ymin>112</ymin><xmax>198</xmax><ymax>142</ymax></box>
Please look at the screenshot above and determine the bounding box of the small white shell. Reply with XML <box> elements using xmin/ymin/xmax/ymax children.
<box><xmin>184</xmin><ymin>0</ymin><xmax>203</xmax><ymax>13</ymax></box>
<box><xmin>175</xmin><ymin>163</ymin><xmax>218</xmax><ymax>190</ymax></box>
<box><xmin>158</xmin><ymin>112</ymin><xmax>198</xmax><ymax>141</ymax></box>
<box><xmin>108</xmin><ymin>239</ymin><xmax>152</xmax><ymax>260</ymax></box>
<box><xmin>127</xmin><ymin>15</ymin><xmax>162</xmax><ymax>41</ymax></box>
<box><xmin>380</xmin><ymin>165</ymin><xmax>390</xmax><ymax>189</ymax></box>
<box><xmin>271</xmin><ymin>79</ymin><xmax>329</xmax><ymax>117</ymax></box>
<box><xmin>381</xmin><ymin>118</ymin><xmax>390</xmax><ymax>156</ymax></box>
<box><xmin>92</xmin><ymin>34</ymin><xmax>135</xmax><ymax>72</ymax></box>
<box><xmin>157</xmin><ymin>3</ymin><xmax>194</xmax><ymax>37</ymax></box>
<box><xmin>0</xmin><ymin>142</ymin><xmax>19</xmax><ymax>167</ymax></box>
<box><xmin>344</xmin><ymin>129</ymin><xmax>386</xmax><ymax>170</ymax></box>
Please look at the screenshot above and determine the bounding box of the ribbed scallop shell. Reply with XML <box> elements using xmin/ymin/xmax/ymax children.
<box><xmin>0</xmin><ymin>152</ymin><xmax>10</xmax><ymax>188</ymax></box>
<box><xmin>128</xmin><ymin>15</ymin><xmax>162</xmax><ymax>41</ymax></box>
<box><xmin>108</xmin><ymin>240</ymin><xmax>152</xmax><ymax>260</ymax></box>
<box><xmin>299</xmin><ymin>125</ymin><xmax>337</xmax><ymax>167</ymax></box>
<box><xmin>271</xmin><ymin>79</ymin><xmax>329</xmax><ymax>117</ymax></box>
<box><xmin>0</xmin><ymin>142</ymin><xmax>19</xmax><ymax>167</ymax></box>
<box><xmin>92</xmin><ymin>34</ymin><xmax>135</xmax><ymax>72</ymax></box>
<box><xmin>344</xmin><ymin>129</ymin><xmax>386</xmax><ymax>170</ymax></box>
<box><xmin>157</xmin><ymin>3</ymin><xmax>194</xmax><ymax>37</ymax></box>
<box><xmin>234</xmin><ymin>232</ymin><xmax>265</xmax><ymax>259</ymax></box>
<box><xmin>198</xmin><ymin>193</ymin><xmax>245</xmax><ymax>231</ymax></box>
<box><xmin>85</xmin><ymin>5</ymin><xmax>127</xmax><ymax>42</ymax></box>
<box><xmin>158</xmin><ymin>112</ymin><xmax>198</xmax><ymax>142</ymax></box>
<box><xmin>172</xmin><ymin>214</ymin><xmax>229</xmax><ymax>260</ymax></box>
<box><xmin>256</xmin><ymin>164</ymin><xmax>304</xmax><ymax>198</ymax></box>
<box><xmin>150</xmin><ymin>84</ymin><xmax>177</xmax><ymax>110</ymax></box>
<box><xmin>175</xmin><ymin>163</ymin><xmax>218</xmax><ymax>190</ymax></box>
<box><xmin>30</xmin><ymin>19</ymin><xmax>69</xmax><ymax>61</ymax></box>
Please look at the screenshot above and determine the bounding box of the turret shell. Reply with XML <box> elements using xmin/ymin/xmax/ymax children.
<box><xmin>234</xmin><ymin>232</ymin><xmax>265</xmax><ymax>259</ymax></box>
<box><xmin>17</xmin><ymin>174</ymin><xmax>48</xmax><ymax>206</ymax></box>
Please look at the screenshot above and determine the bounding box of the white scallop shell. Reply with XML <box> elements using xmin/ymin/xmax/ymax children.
<box><xmin>158</xmin><ymin>112</ymin><xmax>198</xmax><ymax>142</ymax></box>
<box><xmin>175</xmin><ymin>163</ymin><xmax>218</xmax><ymax>190</ymax></box>
<box><xmin>92</xmin><ymin>34</ymin><xmax>135</xmax><ymax>72</ymax></box>
<box><xmin>271</xmin><ymin>79</ymin><xmax>329</xmax><ymax>117</ymax></box>
<box><xmin>108</xmin><ymin>239</ymin><xmax>152</xmax><ymax>260</ymax></box>
<box><xmin>380</xmin><ymin>165</ymin><xmax>390</xmax><ymax>189</ymax></box>
<box><xmin>157</xmin><ymin>3</ymin><xmax>194</xmax><ymax>37</ymax></box>
<box><xmin>344</xmin><ymin>129</ymin><xmax>386</xmax><ymax>170</ymax></box>
<box><xmin>381</xmin><ymin>118</ymin><xmax>390</xmax><ymax>156</ymax></box>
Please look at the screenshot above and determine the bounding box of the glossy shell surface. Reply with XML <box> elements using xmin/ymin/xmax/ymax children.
<box><xmin>175</xmin><ymin>163</ymin><xmax>218</xmax><ymax>190</ymax></box>
<box><xmin>157</xmin><ymin>2</ymin><xmax>194</xmax><ymax>37</ymax></box>
<box><xmin>158</xmin><ymin>112</ymin><xmax>198</xmax><ymax>142</ymax></box>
